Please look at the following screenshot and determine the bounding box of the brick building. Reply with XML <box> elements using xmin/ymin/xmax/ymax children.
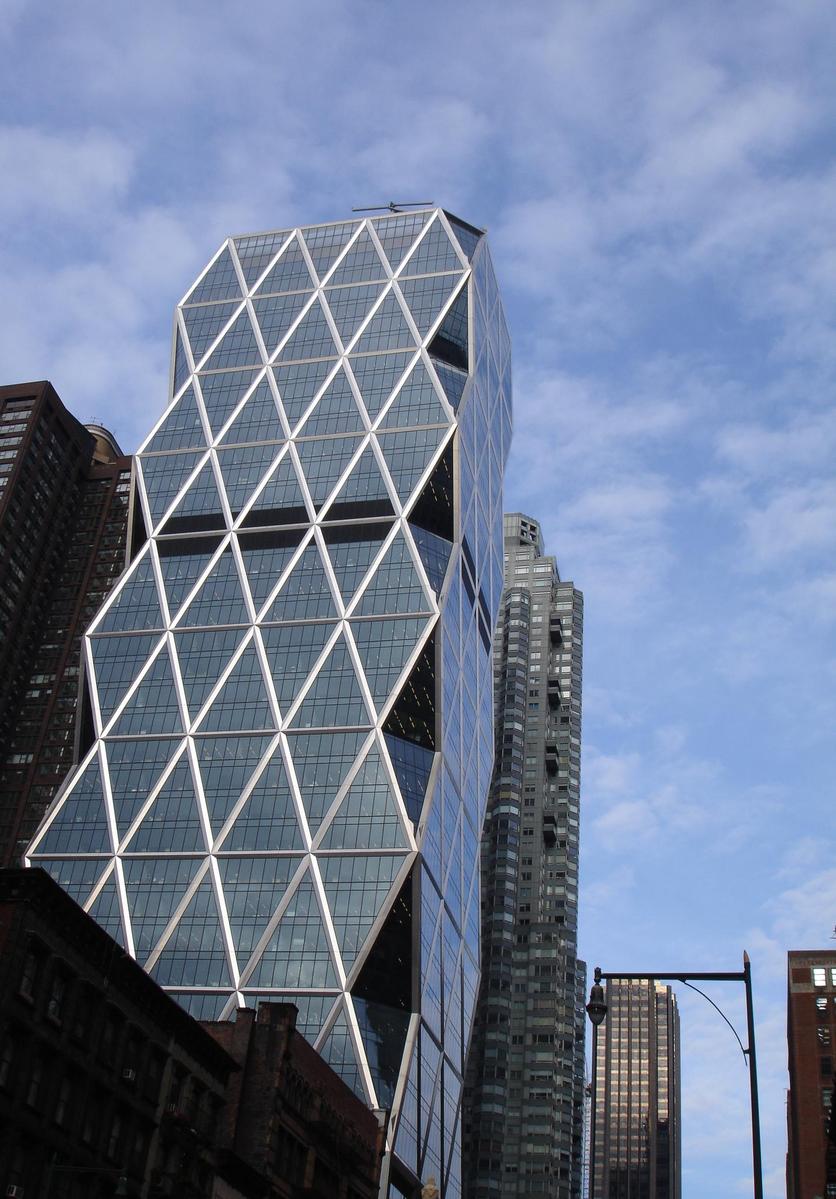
<box><xmin>787</xmin><ymin>950</ymin><xmax>836</xmax><ymax>1199</ymax></box>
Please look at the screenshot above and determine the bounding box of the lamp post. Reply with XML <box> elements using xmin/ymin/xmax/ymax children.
<box><xmin>584</xmin><ymin>952</ymin><xmax>763</xmax><ymax>1199</ymax></box>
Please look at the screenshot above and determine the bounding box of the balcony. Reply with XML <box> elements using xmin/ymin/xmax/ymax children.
<box><xmin>545</xmin><ymin>742</ymin><xmax>559</xmax><ymax>775</ymax></box>
<box><xmin>549</xmin><ymin>616</ymin><xmax>563</xmax><ymax>646</ymax></box>
<box><xmin>543</xmin><ymin>811</ymin><xmax>557</xmax><ymax>846</ymax></box>
<box><xmin>547</xmin><ymin>674</ymin><xmax>561</xmax><ymax>708</ymax></box>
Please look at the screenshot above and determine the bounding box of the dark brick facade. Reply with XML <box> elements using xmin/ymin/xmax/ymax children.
<box><xmin>787</xmin><ymin>950</ymin><xmax>836</xmax><ymax>1199</ymax></box>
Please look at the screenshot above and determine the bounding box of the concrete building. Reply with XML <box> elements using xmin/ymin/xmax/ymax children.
<box><xmin>0</xmin><ymin>381</ymin><xmax>131</xmax><ymax>865</ymax></box>
<box><xmin>26</xmin><ymin>210</ymin><xmax>512</xmax><ymax>1199</ymax></box>
<box><xmin>787</xmin><ymin>950</ymin><xmax>836</xmax><ymax>1199</ymax></box>
<box><xmin>589</xmin><ymin>979</ymin><xmax>681</xmax><ymax>1199</ymax></box>
<box><xmin>463</xmin><ymin>513</ymin><xmax>585</xmax><ymax>1198</ymax></box>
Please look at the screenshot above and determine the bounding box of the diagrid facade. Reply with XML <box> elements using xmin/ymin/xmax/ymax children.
<box><xmin>26</xmin><ymin>209</ymin><xmax>511</xmax><ymax>1199</ymax></box>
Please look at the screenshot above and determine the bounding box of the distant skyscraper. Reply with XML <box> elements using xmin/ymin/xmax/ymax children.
<box><xmin>464</xmin><ymin>512</ymin><xmax>585</xmax><ymax>1199</ymax></box>
<box><xmin>0</xmin><ymin>381</ymin><xmax>130</xmax><ymax>864</ymax></box>
<box><xmin>26</xmin><ymin>209</ymin><xmax>511</xmax><ymax>1199</ymax></box>
<box><xmin>787</xmin><ymin>950</ymin><xmax>836</xmax><ymax>1199</ymax></box>
<box><xmin>590</xmin><ymin>979</ymin><xmax>681</xmax><ymax>1199</ymax></box>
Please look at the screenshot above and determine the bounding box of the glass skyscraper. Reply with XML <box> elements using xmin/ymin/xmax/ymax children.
<box><xmin>26</xmin><ymin>208</ymin><xmax>511</xmax><ymax>1199</ymax></box>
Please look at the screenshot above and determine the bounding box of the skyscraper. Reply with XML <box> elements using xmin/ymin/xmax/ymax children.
<box><xmin>0</xmin><ymin>381</ymin><xmax>131</xmax><ymax>864</ymax></box>
<box><xmin>464</xmin><ymin>513</ymin><xmax>585</xmax><ymax>1199</ymax></box>
<box><xmin>786</xmin><ymin>950</ymin><xmax>836</xmax><ymax>1199</ymax></box>
<box><xmin>26</xmin><ymin>209</ymin><xmax>511</xmax><ymax>1199</ymax></box>
<box><xmin>589</xmin><ymin>979</ymin><xmax>681</xmax><ymax>1199</ymax></box>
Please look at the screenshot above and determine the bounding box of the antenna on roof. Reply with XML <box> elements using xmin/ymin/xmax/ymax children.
<box><xmin>352</xmin><ymin>201</ymin><xmax>434</xmax><ymax>214</ymax></box>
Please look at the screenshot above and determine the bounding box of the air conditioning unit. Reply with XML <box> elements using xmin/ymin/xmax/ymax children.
<box><xmin>122</xmin><ymin>1068</ymin><xmax>137</xmax><ymax>1082</ymax></box>
<box><xmin>7</xmin><ymin>1185</ymin><xmax>24</xmax><ymax>1198</ymax></box>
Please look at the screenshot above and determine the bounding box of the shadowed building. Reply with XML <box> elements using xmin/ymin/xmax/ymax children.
<box><xmin>0</xmin><ymin>382</ymin><xmax>131</xmax><ymax>865</ymax></box>
<box><xmin>787</xmin><ymin>950</ymin><xmax>836</xmax><ymax>1199</ymax></box>
<box><xmin>463</xmin><ymin>513</ymin><xmax>585</xmax><ymax>1198</ymax></box>
<box><xmin>589</xmin><ymin>979</ymin><xmax>681</xmax><ymax>1199</ymax></box>
<box><xmin>26</xmin><ymin>210</ymin><xmax>511</xmax><ymax>1199</ymax></box>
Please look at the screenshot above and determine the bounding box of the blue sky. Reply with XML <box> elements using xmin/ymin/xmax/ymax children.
<box><xmin>3</xmin><ymin>0</ymin><xmax>835</xmax><ymax>1192</ymax></box>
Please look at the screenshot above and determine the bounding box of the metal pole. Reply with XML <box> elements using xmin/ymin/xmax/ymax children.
<box><xmin>743</xmin><ymin>952</ymin><xmax>764</xmax><ymax>1199</ymax></box>
<box><xmin>588</xmin><ymin>1016</ymin><xmax>597</xmax><ymax>1199</ymax></box>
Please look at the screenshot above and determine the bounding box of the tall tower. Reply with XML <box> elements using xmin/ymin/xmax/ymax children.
<box><xmin>786</xmin><ymin>950</ymin><xmax>836</xmax><ymax>1199</ymax></box>
<box><xmin>464</xmin><ymin>513</ymin><xmax>585</xmax><ymax>1198</ymax></box>
<box><xmin>590</xmin><ymin>979</ymin><xmax>682</xmax><ymax>1199</ymax></box>
<box><xmin>26</xmin><ymin>209</ymin><xmax>511</xmax><ymax>1199</ymax></box>
<box><xmin>0</xmin><ymin>381</ymin><xmax>131</xmax><ymax>864</ymax></box>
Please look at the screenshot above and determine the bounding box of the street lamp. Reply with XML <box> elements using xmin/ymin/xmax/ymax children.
<box><xmin>585</xmin><ymin>952</ymin><xmax>763</xmax><ymax>1199</ymax></box>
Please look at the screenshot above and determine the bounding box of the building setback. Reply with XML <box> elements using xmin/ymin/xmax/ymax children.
<box><xmin>589</xmin><ymin>979</ymin><xmax>681</xmax><ymax>1199</ymax></box>
<box><xmin>787</xmin><ymin>950</ymin><xmax>836</xmax><ymax>1199</ymax></box>
<box><xmin>0</xmin><ymin>381</ymin><xmax>131</xmax><ymax>866</ymax></box>
<box><xmin>464</xmin><ymin>513</ymin><xmax>585</xmax><ymax>1199</ymax></box>
<box><xmin>26</xmin><ymin>209</ymin><xmax>511</xmax><ymax>1199</ymax></box>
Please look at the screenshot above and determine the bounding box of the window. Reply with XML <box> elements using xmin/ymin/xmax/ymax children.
<box><xmin>26</xmin><ymin>1054</ymin><xmax>43</xmax><ymax>1107</ymax></box>
<box><xmin>19</xmin><ymin>945</ymin><xmax>41</xmax><ymax>1000</ymax></box>
<box><xmin>813</xmin><ymin>967</ymin><xmax>827</xmax><ymax>987</ymax></box>
<box><xmin>47</xmin><ymin>971</ymin><xmax>68</xmax><ymax>1023</ymax></box>
<box><xmin>54</xmin><ymin>1075</ymin><xmax>72</xmax><ymax>1126</ymax></box>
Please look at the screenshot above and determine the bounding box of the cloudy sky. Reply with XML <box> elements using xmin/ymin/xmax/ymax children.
<box><xmin>3</xmin><ymin>0</ymin><xmax>835</xmax><ymax>1192</ymax></box>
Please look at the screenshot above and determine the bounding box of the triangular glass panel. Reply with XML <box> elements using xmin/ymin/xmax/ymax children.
<box><xmin>125</xmin><ymin>753</ymin><xmax>204</xmax><ymax>853</ymax></box>
<box><xmin>377</xmin><ymin>427</ymin><xmax>447</xmax><ymax>503</ymax></box>
<box><xmin>372</xmin><ymin>212</ymin><xmax>431</xmax><ymax>272</ymax></box>
<box><xmin>427</xmin><ymin>285</ymin><xmax>468</xmax><ymax>371</ymax></box>
<box><xmin>400</xmin><ymin>219</ymin><xmax>463</xmax><ymax>276</ymax></box>
<box><xmin>196</xmin><ymin>642</ymin><xmax>276</xmax><ymax>733</ymax></box>
<box><xmin>91</xmin><ymin>632</ymin><xmax>163</xmax><ymax>722</ymax></box>
<box><xmin>409</xmin><ymin>524</ymin><xmax>452</xmax><ymax>595</ymax></box>
<box><xmin>384</xmin><ymin>733</ymin><xmax>434</xmax><ymax>825</ymax></box>
<box><xmin>294</xmin><ymin>435</ymin><xmax>363</xmax><ymax>509</ymax></box>
<box><xmin>185</xmin><ymin>244</ymin><xmax>242</xmax><ymax>304</ymax></box>
<box><xmin>144</xmin><ymin>386</ymin><xmax>207</xmax><ymax>453</ymax></box>
<box><xmin>218</xmin><ymin>856</ymin><xmax>301</xmax><ymax>963</ymax></box>
<box><xmin>253</xmin><ymin>235</ymin><xmax>314</xmax><ymax>295</ymax></box>
<box><xmin>327</xmin><ymin>227</ymin><xmax>388</xmax><ymax>285</ymax></box>
<box><xmin>202</xmin><ymin>308</ymin><xmax>263</xmax><ymax>371</ymax></box>
<box><xmin>219</xmin><ymin>741</ymin><xmax>303</xmax><ymax>850</ymax></box>
<box><xmin>237</xmin><ymin>530</ymin><xmax>302</xmax><ymax>608</ymax></box>
<box><xmin>175</xmin><ymin>994</ymin><xmax>233</xmax><ymax>1020</ymax></box>
<box><xmin>297</xmin><ymin>367</ymin><xmax>364</xmax><ymax>436</ymax></box>
<box><xmin>157</xmin><ymin>538</ymin><xmax>223</xmax><ymax>620</ymax></box>
<box><xmin>241</xmin><ymin>453</ymin><xmax>309</xmax><ymax>528</ymax></box>
<box><xmin>183</xmin><ymin>300</ymin><xmax>240</xmax><ymax>364</ymax></box>
<box><xmin>252</xmin><ymin>291</ymin><xmax>310</xmax><ymax>354</ymax></box>
<box><xmin>446</xmin><ymin>215</ymin><xmax>483</xmax><ymax>262</ymax></box>
<box><xmin>219</xmin><ymin>378</ymin><xmax>285</xmax><ymax>446</ymax></box>
<box><xmin>173</xmin><ymin>329</ymin><xmax>191</xmax><ymax>394</ymax></box>
<box><xmin>122</xmin><ymin>857</ymin><xmax>203</xmax><ymax>961</ymax></box>
<box><xmin>316</xmin><ymin>1007</ymin><xmax>366</xmax><ymax>1101</ymax></box>
<box><xmin>34</xmin><ymin>753</ymin><xmax>110</xmax><ymax>854</ymax></box>
<box><xmin>380</xmin><ymin>364</ymin><xmax>448</xmax><ymax>429</ymax></box>
<box><xmin>353</xmin><ymin>995</ymin><xmax>410</xmax><ymax>1110</ymax></box>
<box><xmin>174</xmin><ymin>627</ymin><xmax>246</xmax><ymax>717</ymax></box>
<box><xmin>430</xmin><ymin>359</ymin><xmax>467</xmax><ymax>410</ymax></box>
<box><xmin>237</xmin><ymin>994</ymin><xmax>339</xmax><ymax>1044</ymax></box>
<box><xmin>320</xmin><ymin>855</ymin><xmax>405</xmax><ymax>968</ymax></box>
<box><xmin>86</xmin><ymin>875</ymin><xmax>126</xmax><ymax>948</ymax></box>
<box><xmin>324</xmin><ymin>283</ymin><xmax>385</xmax><ymax>348</ymax></box>
<box><xmin>193</xmin><ymin>733</ymin><xmax>274</xmax><ymax>833</ymax></box>
<box><xmin>324</xmin><ymin>528</ymin><xmax>388</xmax><ymax>605</ymax></box>
<box><xmin>139</xmin><ymin>451</ymin><xmax>205</xmax><ymax>526</ymax></box>
<box><xmin>326</xmin><ymin>445</ymin><xmax>391</xmax><ymax>514</ymax></box>
<box><xmin>351</xmin><ymin>617</ymin><xmax>429</xmax><ymax>709</ymax></box>
<box><xmin>107</xmin><ymin>738</ymin><xmax>181</xmax><ymax>841</ymax></box>
<box><xmin>288</xmin><ymin>636</ymin><xmax>371</xmax><ymax>729</ymax></box>
<box><xmin>260</xmin><ymin>541</ymin><xmax>336</xmax><ymax>621</ymax></box>
<box><xmin>285</xmin><ymin>730</ymin><xmax>367</xmax><ymax>832</ymax></box>
<box><xmin>397</xmin><ymin>275</ymin><xmax>463</xmax><ymax>338</ymax></box>
<box><xmin>176</xmin><ymin>547</ymin><xmax>249</xmax><ymax>628</ymax></box>
<box><xmin>301</xmin><ymin>221</ymin><xmax>357</xmax><ymax>282</ymax></box>
<box><xmin>351</xmin><ymin>293</ymin><xmax>416</xmax><ymax>355</ymax></box>
<box><xmin>36</xmin><ymin>858</ymin><xmax>110</xmax><ymax>907</ymax></box>
<box><xmin>274</xmin><ymin>296</ymin><xmax>337</xmax><ymax>362</ymax></box>
<box><xmin>272</xmin><ymin>359</ymin><xmax>336</xmax><ymax>428</ymax></box>
<box><xmin>318</xmin><ymin>747</ymin><xmax>409</xmax><ymax>850</ymax></box>
<box><xmin>347</xmin><ymin>352</ymin><xmax>412</xmax><ymax>419</ymax></box>
<box><xmin>260</xmin><ymin>623</ymin><xmax>333</xmax><ymax>712</ymax></box>
<box><xmin>245</xmin><ymin>876</ymin><xmax>338</xmax><ymax>988</ymax></box>
<box><xmin>151</xmin><ymin>878</ymin><xmax>232</xmax><ymax>988</ymax></box>
<box><xmin>234</xmin><ymin>229</ymin><xmax>291</xmax><ymax>288</ymax></box>
<box><xmin>96</xmin><ymin>553</ymin><xmax>164</xmax><ymax>634</ymax></box>
<box><xmin>198</xmin><ymin>369</ymin><xmax>262</xmax><ymax>436</ymax></box>
<box><xmin>216</xmin><ymin>443</ymin><xmax>282</xmax><ymax>515</ymax></box>
<box><xmin>164</xmin><ymin>458</ymin><xmax>227</xmax><ymax>530</ymax></box>
<box><xmin>109</xmin><ymin>644</ymin><xmax>184</xmax><ymax>737</ymax></box>
<box><xmin>354</xmin><ymin>533</ymin><xmax>431</xmax><ymax>616</ymax></box>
